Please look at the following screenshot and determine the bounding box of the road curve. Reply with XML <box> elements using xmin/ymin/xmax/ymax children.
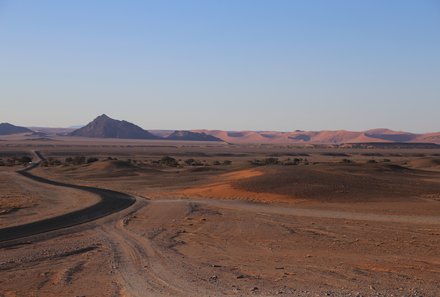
<box><xmin>0</xmin><ymin>151</ymin><xmax>136</xmax><ymax>243</ymax></box>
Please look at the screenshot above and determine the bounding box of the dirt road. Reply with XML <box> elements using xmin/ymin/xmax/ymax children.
<box><xmin>0</xmin><ymin>152</ymin><xmax>135</xmax><ymax>243</ymax></box>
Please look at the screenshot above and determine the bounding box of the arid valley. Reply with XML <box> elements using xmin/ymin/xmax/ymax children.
<box><xmin>2</xmin><ymin>1</ymin><xmax>439</xmax><ymax>296</ymax></box>
<box><xmin>1</xmin><ymin>132</ymin><xmax>440</xmax><ymax>297</ymax></box>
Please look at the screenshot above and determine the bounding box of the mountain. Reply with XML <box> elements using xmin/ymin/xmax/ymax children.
<box><xmin>0</xmin><ymin>123</ymin><xmax>32</xmax><ymax>135</ymax></box>
<box><xmin>69</xmin><ymin>114</ymin><xmax>160</xmax><ymax>140</ymax></box>
<box><xmin>166</xmin><ymin>130</ymin><xmax>223</xmax><ymax>142</ymax></box>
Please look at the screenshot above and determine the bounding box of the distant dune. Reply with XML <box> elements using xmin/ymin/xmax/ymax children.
<box><xmin>193</xmin><ymin>129</ymin><xmax>440</xmax><ymax>145</ymax></box>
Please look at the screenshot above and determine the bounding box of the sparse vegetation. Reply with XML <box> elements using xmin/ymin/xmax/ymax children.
<box><xmin>321</xmin><ymin>152</ymin><xmax>350</xmax><ymax>157</ymax></box>
<box><xmin>184</xmin><ymin>158</ymin><xmax>203</xmax><ymax>166</ymax></box>
<box><xmin>86</xmin><ymin>157</ymin><xmax>99</xmax><ymax>164</ymax></box>
<box><xmin>250</xmin><ymin>157</ymin><xmax>312</xmax><ymax>166</ymax></box>
<box><xmin>159</xmin><ymin>156</ymin><xmax>178</xmax><ymax>167</ymax></box>
<box><xmin>0</xmin><ymin>156</ymin><xmax>32</xmax><ymax>166</ymax></box>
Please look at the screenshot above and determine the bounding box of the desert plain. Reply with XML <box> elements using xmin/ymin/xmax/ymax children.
<box><xmin>1</xmin><ymin>137</ymin><xmax>440</xmax><ymax>297</ymax></box>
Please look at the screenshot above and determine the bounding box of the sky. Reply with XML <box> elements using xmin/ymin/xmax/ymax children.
<box><xmin>0</xmin><ymin>0</ymin><xmax>439</xmax><ymax>132</ymax></box>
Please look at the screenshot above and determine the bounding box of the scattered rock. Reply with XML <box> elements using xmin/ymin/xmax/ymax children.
<box><xmin>236</xmin><ymin>274</ymin><xmax>247</xmax><ymax>279</ymax></box>
<box><xmin>212</xmin><ymin>264</ymin><xmax>222</xmax><ymax>268</ymax></box>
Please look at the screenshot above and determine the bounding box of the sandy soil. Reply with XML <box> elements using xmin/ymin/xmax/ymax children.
<box><xmin>0</xmin><ymin>168</ymin><xmax>100</xmax><ymax>228</ymax></box>
<box><xmin>1</xmin><ymin>141</ymin><xmax>440</xmax><ymax>296</ymax></box>
<box><xmin>2</xmin><ymin>198</ymin><xmax>439</xmax><ymax>296</ymax></box>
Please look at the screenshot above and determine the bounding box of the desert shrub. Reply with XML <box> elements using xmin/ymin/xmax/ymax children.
<box><xmin>341</xmin><ymin>158</ymin><xmax>352</xmax><ymax>164</ymax></box>
<box><xmin>293</xmin><ymin>158</ymin><xmax>302</xmax><ymax>165</ymax></box>
<box><xmin>0</xmin><ymin>161</ymin><xmax>4</xmax><ymax>166</ymax></box>
<box><xmin>213</xmin><ymin>160</ymin><xmax>221</xmax><ymax>165</ymax></box>
<box><xmin>160</xmin><ymin>156</ymin><xmax>178</xmax><ymax>167</ymax></box>
<box><xmin>47</xmin><ymin>158</ymin><xmax>62</xmax><ymax>166</ymax></box>
<box><xmin>4</xmin><ymin>156</ymin><xmax>32</xmax><ymax>165</ymax></box>
<box><xmin>321</xmin><ymin>152</ymin><xmax>350</xmax><ymax>157</ymax></box>
<box><xmin>250</xmin><ymin>158</ymin><xmax>279</xmax><ymax>166</ymax></box>
<box><xmin>47</xmin><ymin>157</ymin><xmax>59</xmax><ymax>165</ymax></box>
<box><xmin>184</xmin><ymin>158</ymin><xmax>204</xmax><ymax>166</ymax></box>
<box><xmin>250</xmin><ymin>159</ymin><xmax>264</xmax><ymax>166</ymax></box>
<box><xmin>283</xmin><ymin>158</ymin><xmax>302</xmax><ymax>165</ymax></box>
<box><xmin>383</xmin><ymin>159</ymin><xmax>391</xmax><ymax>162</ymax></box>
<box><xmin>72</xmin><ymin>156</ymin><xmax>86</xmax><ymax>165</ymax></box>
<box><xmin>223</xmin><ymin>160</ymin><xmax>232</xmax><ymax>165</ymax></box>
<box><xmin>367</xmin><ymin>159</ymin><xmax>377</xmax><ymax>164</ymax></box>
<box><xmin>65</xmin><ymin>157</ymin><xmax>73</xmax><ymax>163</ymax></box>
<box><xmin>264</xmin><ymin>158</ymin><xmax>279</xmax><ymax>165</ymax></box>
<box><xmin>19</xmin><ymin>156</ymin><xmax>32</xmax><ymax>164</ymax></box>
<box><xmin>87</xmin><ymin>157</ymin><xmax>99</xmax><ymax>164</ymax></box>
<box><xmin>185</xmin><ymin>158</ymin><xmax>195</xmax><ymax>165</ymax></box>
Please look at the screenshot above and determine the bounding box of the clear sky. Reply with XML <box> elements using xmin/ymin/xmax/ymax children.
<box><xmin>1</xmin><ymin>0</ymin><xmax>439</xmax><ymax>132</ymax></box>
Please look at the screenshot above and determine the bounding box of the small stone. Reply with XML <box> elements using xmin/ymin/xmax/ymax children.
<box><xmin>236</xmin><ymin>274</ymin><xmax>246</xmax><ymax>279</ymax></box>
<box><xmin>212</xmin><ymin>264</ymin><xmax>222</xmax><ymax>268</ymax></box>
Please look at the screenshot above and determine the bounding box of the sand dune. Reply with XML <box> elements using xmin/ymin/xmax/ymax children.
<box><xmin>194</xmin><ymin>129</ymin><xmax>440</xmax><ymax>144</ymax></box>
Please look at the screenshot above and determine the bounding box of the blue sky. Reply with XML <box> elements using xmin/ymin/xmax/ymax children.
<box><xmin>1</xmin><ymin>0</ymin><xmax>439</xmax><ymax>132</ymax></box>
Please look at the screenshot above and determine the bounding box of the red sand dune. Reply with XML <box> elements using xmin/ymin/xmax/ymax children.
<box><xmin>193</xmin><ymin>129</ymin><xmax>440</xmax><ymax>144</ymax></box>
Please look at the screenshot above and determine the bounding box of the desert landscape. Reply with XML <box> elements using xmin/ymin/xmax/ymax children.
<box><xmin>2</xmin><ymin>1</ymin><xmax>439</xmax><ymax>296</ymax></box>
<box><xmin>1</xmin><ymin>120</ymin><xmax>440</xmax><ymax>296</ymax></box>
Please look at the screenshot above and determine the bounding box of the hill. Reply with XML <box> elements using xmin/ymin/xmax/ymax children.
<box><xmin>166</xmin><ymin>130</ymin><xmax>223</xmax><ymax>142</ymax></box>
<box><xmin>0</xmin><ymin>123</ymin><xmax>32</xmax><ymax>135</ymax></box>
<box><xmin>69</xmin><ymin>114</ymin><xmax>159</xmax><ymax>140</ymax></box>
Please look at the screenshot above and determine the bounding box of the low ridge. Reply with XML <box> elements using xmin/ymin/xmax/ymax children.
<box><xmin>167</xmin><ymin>130</ymin><xmax>223</xmax><ymax>142</ymax></box>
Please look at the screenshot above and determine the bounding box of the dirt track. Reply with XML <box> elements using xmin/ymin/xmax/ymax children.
<box><xmin>0</xmin><ymin>152</ymin><xmax>135</xmax><ymax>243</ymax></box>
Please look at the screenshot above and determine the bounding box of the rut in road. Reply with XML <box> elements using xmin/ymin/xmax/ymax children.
<box><xmin>98</xmin><ymin>201</ymin><xmax>215</xmax><ymax>297</ymax></box>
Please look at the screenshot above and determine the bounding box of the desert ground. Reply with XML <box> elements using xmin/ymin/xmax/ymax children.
<box><xmin>1</xmin><ymin>137</ymin><xmax>440</xmax><ymax>297</ymax></box>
